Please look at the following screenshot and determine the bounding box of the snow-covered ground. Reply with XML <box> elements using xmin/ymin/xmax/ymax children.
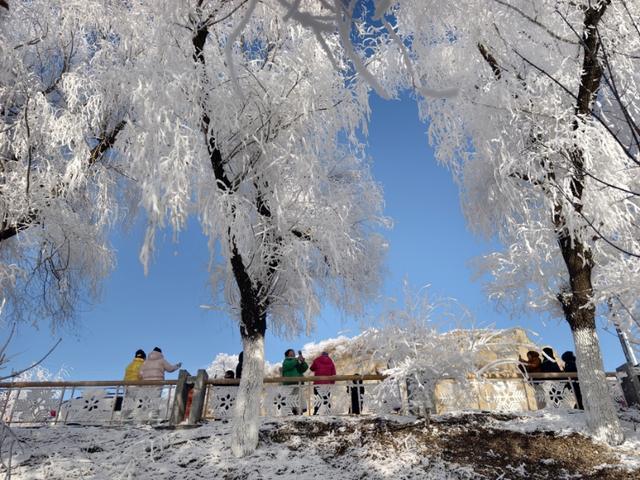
<box><xmin>4</xmin><ymin>410</ymin><xmax>640</xmax><ymax>479</ymax></box>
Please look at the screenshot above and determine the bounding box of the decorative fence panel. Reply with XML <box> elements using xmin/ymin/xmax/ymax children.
<box><xmin>205</xmin><ymin>386</ymin><xmax>237</xmax><ymax>419</ymax></box>
<box><xmin>263</xmin><ymin>385</ymin><xmax>305</xmax><ymax>416</ymax></box>
<box><xmin>0</xmin><ymin>373</ymin><xmax>628</xmax><ymax>426</ymax></box>
<box><xmin>429</xmin><ymin>374</ymin><xmax>626</xmax><ymax>414</ymax></box>
<box><xmin>1</xmin><ymin>383</ymin><xmax>176</xmax><ymax>426</ymax></box>
<box><xmin>531</xmin><ymin>380</ymin><xmax>578</xmax><ymax>410</ymax></box>
<box><xmin>203</xmin><ymin>382</ymin><xmax>380</xmax><ymax>419</ymax></box>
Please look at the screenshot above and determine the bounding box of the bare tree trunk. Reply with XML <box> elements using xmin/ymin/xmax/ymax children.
<box><xmin>231</xmin><ymin>333</ymin><xmax>265</xmax><ymax>457</ymax></box>
<box><xmin>228</xmin><ymin>246</ymin><xmax>268</xmax><ymax>457</ymax></box>
<box><xmin>558</xmin><ymin>241</ymin><xmax>623</xmax><ymax>444</ymax></box>
<box><xmin>572</xmin><ymin>326</ymin><xmax>623</xmax><ymax>444</ymax></box>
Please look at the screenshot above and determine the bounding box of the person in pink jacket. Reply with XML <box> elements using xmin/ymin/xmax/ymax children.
<box><xmin>310</xmin><ymin>352</ymin><xmax>336</xmax><ymax>415</ymax></box>
<box><xmin>310</xmin><ymin>352</ymin><xmax>336</xmax><ymax>385</ymax></box>
<box><xmin>139</xmin><ymin>347</ymin><xmax>182</xmax><ymax>380</ymax></box>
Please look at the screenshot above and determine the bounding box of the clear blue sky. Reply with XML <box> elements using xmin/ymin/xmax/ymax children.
<box><xmin>8</xmin><ymin>94</ymin><xmax>627</xmax><ymax>379</ymax></box>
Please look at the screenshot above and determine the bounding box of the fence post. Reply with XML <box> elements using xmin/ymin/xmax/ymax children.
<box><xmin>187</xmin><ymin>369</ymin><xmax>208</xmax><ymax>425</ymax></box>
<box><xmin>170</xmin><ymin>369</ymin><xmax>190</xmax><ymax>425</ymax></box>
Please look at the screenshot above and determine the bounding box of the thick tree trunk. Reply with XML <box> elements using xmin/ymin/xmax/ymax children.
<box><xmin>572</xmin><ymin>325</ymin><xmax>624</xmax><ymax>444</ymax></box>
<box><xmin>228</xmin><ymin>245</ymin><xmax>268</xmax><ymax>457</ymax></box>
<box><xmin>558</xmin><ymin>240</ymin><xmax>624</xmax><ymax>444</ymax></box>
<box><xmin>231</xmin><ymin>333</ymin><xmax>265</xmax><ymax>457</ymax></box>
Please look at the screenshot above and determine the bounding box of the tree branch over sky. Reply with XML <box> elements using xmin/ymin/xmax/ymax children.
<box><xmin>0</xmin><ymin>0</ymin><xmax>133</xmax><ymax>326</ymax></box>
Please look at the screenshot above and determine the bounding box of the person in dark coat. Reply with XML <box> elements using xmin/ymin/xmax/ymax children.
<box><xmin>235</xmin><ymin>352</ymin><xmax>243</xmax><ymax>379</ymax></box>
<box><xmin>518</xmin><ymin>350</ymin><xmax>542</xmax><ymax>375</ymax></box>
<box><xmin>540</xmin><ymin>347</ymin><xmax>561</xmax><ymax>373</ymax></box>
<box><xmin>561</xmin><ymin>351</ymin><xmax>583</xmax><ymax>409</ymax></box>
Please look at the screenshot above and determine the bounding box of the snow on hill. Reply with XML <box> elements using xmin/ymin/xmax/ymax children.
<box><xmin>6</xmin><ymin>410</ymin><xmax>640</xmax><ymax>479</ymax></box>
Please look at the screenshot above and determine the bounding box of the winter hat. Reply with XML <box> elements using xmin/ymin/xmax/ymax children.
<box><xmin>153</xmin><ymin>347</ymin><xmax>162</xmax><ymax>353</ymax></box>
<box><xmin>135</xmin><ymin>349</ymin><xmax>146</xmax><ymax>360</ymax></box>
<box><xmin>542</xmin><ymin>347</ymin><xmax>555</xmax><ymax>359</ymax></box>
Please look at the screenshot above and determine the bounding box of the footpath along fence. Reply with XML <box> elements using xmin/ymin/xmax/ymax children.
<box><xmin>0</xmin><ymin>371</ymin><xmax>628</xmax><ymax>427</ymax></box>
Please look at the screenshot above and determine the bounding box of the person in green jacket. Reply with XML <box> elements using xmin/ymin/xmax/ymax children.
<box><xmin>282</xmin><ymin>349</ymin><xmax>308</xmax><ymax>414</ymax></box>
<box><xmin>282</xmin><ymin>349</ymin><xmax>308</xmax><ymax>384</ymax></box>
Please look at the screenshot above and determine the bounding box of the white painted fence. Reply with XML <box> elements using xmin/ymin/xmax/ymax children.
<box><xmin>0</xmin><ymin>373</ymin><xmax>627</xmax><ymax>426</ymax></box>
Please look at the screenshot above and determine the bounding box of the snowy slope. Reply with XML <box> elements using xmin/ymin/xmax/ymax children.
<box><xmin>6</xmin><ymin>410</ymin><xmax>640</xmax><ymax>479</ymax></box>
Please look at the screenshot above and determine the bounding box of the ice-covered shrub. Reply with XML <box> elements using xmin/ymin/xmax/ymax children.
<box><xmin>349</xmin><ymin>287</ymin><xmax>526</xmax><ymax>416</ymax></box>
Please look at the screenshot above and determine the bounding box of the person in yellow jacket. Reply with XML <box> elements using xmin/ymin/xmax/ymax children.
<box><xmin>117</xmin><ymin>349</ymin><xmax>146</xmax><ymax>412</ymax></box>
<box><xmin>124</xmin><ymin>349</ymin><xmax>146</xmax><ymax>381</ymax></box>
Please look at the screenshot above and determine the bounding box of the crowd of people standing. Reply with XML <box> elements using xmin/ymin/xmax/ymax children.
<box><xmin>121</xmin><ymin>345</ymin><xmax>583</xmax><ymax>413</ymax></box>
<box><xmin>124</xmin><ymin>347</ymin><xmax>182</xmax><ymax>381</ymax></box>
<box><xmin>122</xmin><ymin>346</ymin><xmax>338</xmax><ymax>386</ymax></box>
<box><xmin>519</xmin><ymin>348</ymin><xmax>583</xmax><ymax>409</ymax></box>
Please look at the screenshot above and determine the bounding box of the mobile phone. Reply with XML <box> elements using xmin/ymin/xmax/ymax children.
<box><xmin>298</xmin><ymin>350</ymin><xmax>302</xmax><ymax>355</ymax></box>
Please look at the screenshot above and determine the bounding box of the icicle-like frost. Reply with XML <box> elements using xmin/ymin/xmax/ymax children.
<box><xmin>573</xmin><ymin>327</ymin><xmax>624</xmax><ymax>445</ymax></box>
<box><xmin>224</xmin><ymin>0</ymin><xmax>259</xmax><ymax>101</ymax></box>
<box><xmin>334</xmin><ymin>0</ymin><xmax>391</xmax><ymax>100</ymax></box>
<box><xmin>231</xmin><ymin>335</ymin><xmax>265</xmax><ymax>458</ymax></box>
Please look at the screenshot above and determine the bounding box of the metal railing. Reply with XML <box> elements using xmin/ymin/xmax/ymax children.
<box><xmin>0</xmin><ymin>380</ymin><xmax>177</xmax><ymax>426</ymax></box>
<box><xmin>434</xmin><ymin>372</ymin><xmax>626</xmax><ymax>413</ymax></box>
<box><xmin>0</xmin><ymin>372</ymin><xmax>627</xmax><ymax>426</ymax></box>
<box><xmin>203</xmin><ymin>375</ymin><xmax>387</xmax><ymax>420</ymax></box>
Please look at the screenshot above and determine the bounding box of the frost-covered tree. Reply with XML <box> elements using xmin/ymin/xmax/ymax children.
<box><xmin>350</xmin><ymin>287</ymin><xmax>531</xmax><ymax>415</ymax></box>
<box><xmin>0</xmin><ymin>0</ymin><xmax>133</xmax><ymax>326</ymax></box>
<box><xmin>206</xmin><ymin>353</ymin><xmax>240</xmax><ymax>379</ymax></box>
<box><xmin>1</xmin><ymin>1</ymin><xmax>384</xmax><ymax>457</ymax></box>
<box><xmin>123</xmin><ymin>1</ymin><xmax>386</xmax><ymax>456</ymax></box>
<box><xmin>265</xmin><ymin>0</ymin><xmax>636</xmax><ymax>442</ymax></box>
<box><xmin>373</xmin><ymin>0</ymin><xmax>640</xmax><ymax>444</ymax></box>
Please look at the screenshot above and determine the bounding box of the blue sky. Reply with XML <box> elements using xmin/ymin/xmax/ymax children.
<box><xmin>8</xmin><ymin>94</ymin><xmax>627</xmax><ymax>380</ymax></box>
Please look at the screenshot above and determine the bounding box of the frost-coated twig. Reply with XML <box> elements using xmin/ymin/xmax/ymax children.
<box><xmin>0</xmin><ymin>338</ymin><xmax>62</xmax><ymax>382</ymax></box>
<box><xmin>0</xmin><ymin>421</ymin><xmax>19</xmax><ymax>480</ymax></box>
<box><xmin>0</xmin><ymin>324</ymin><xmax>16</xmax><ymax>368</ymax></box>
<box><xmin>224</xmin><ymin>0</ymin><xmax>258</xmax><ymax>101</ymax></box>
